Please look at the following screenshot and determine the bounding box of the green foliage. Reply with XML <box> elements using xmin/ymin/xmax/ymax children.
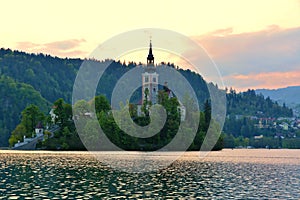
<box><xmin>41</xmin><ymin>99</ymin><xmax>85</xmax><ymax>150</ymax></box>
<box><xmin>0</xmin><ymin>48</ymin><xmax>81</xmax><ymax>103</ymax></box>
<box><xmin>53</xmin><ymin>98</ymin><xmax>72</xmax><ymax>128</ymax></box>
<box><xmin>249</xmin><ymin>137</ymin><xmax>281</xmax><ymax>149</ymax></box>
<box><xmin>0</xmin><ymin>75</ymin><xmax>49</xmax><ymax>146</ymax></box>
<box><xmin>204</xmin><ymin>100</ymin><xmax>211</xmax><ymax>129</ymax></box>
<box><xmin>0</xmin><ymin>48</ymin><xmax>295</xmax><ymax>148</ymax></box>
<box><xmin>94</xmin><ymin>93</ymin><xmax>223</xmax><ymax>151</ymax></box>
<box><xmin>73</xmin><ymin>100</ymin><xmax>90</xmax><ymax>115</ymax></box>
<box><xmin>223</xmin><ymin>134</ymin><xmax>235</xmax><ymax>148</ymax></box>
<box><xmin>227</xmin><ymin>89</ymin><xmax>293</xmax><ymax>117</ymax></box>
<box><xmin>9</xmin><ymin>124</ymin><xmax>26</xmax><ymax>146</ymax></box>
<box><xmin>21</xmin><ymin>104</ymin><xmax>45</xmax><ymax>134</ymax></box>
<box><xmin>93</xmin><ymin>95</ymin><xmax>111</xmax><ymax>113</ymax></box>
<box><xmin>9</xmin><ymin>104</ymin><xmax>45</xmax><ymax>146</ymax></box>
<box><xmin>224</xmin><ymin>88</ymin><xmax>294</xmax><ymax>141</ymax></box>
<box><xmin>282</xmin><ymin>138</ymin><xmax>300</xmax><ymax>149</ymax></box>
<box><xmin>141</xmin><ymin>88</ymin><xmax>151</xmax><ymax>117</ymax></box>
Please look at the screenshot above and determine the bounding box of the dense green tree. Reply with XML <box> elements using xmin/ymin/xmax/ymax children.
<box><xmin>9</xmin><ymin>124</ymin><xmax>26</xmax><ymax>146</ymax></box>
<box><xmin>20</xmin><ymin>104</ymin><xmax>45</xmax><ymax>134</ymax></box>
<box><xmin>9</xmin><ymin>104</ymin><xmax>45</xmax><ymax>146</ymax></box>
<box><xmin>93</xmin><ymin>95</ymin><xmax>111</xmax><ymax>113</ymax></box>
<box><xmin>73</xmin><ymin>100</ymin><xmax>90</xmax><ymax>115</ymax></box>
<box><xmin>53</xmin><ymin>98</ymin><xmax>72</xmax><ymax>128</ymax></box>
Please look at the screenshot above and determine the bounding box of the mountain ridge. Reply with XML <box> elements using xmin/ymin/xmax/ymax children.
<box><xmin>256</xmin><ymin>86</ymin><xmax>300</xmax><ymax>116</ymax></box>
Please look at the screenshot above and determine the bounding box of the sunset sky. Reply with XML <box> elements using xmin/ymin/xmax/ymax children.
<box><xmin>1</xmin><ymin>0</ymin><xmax>300</xmax><ymax>91</ymax></box>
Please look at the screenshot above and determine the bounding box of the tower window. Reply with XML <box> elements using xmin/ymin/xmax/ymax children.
<box><xmin>153</xmin><ymin>77</ymin><xmax>156</xmax><ymax>82</ymax></box>
<box><xmin>145</xmin><ymin>76</ymin><xmax>149</xmax><ymax>82</ymax></box>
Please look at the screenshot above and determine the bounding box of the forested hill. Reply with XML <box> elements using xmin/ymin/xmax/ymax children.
<box><xmin>0</xmin><ymin>75</ymin><xmax>50</xmax><ymax>145</ymax></box>
<box><xmin>0</xmin><ymin>48</ymin><xmax>210</xmax><ymax>104</ymax></box>
<box><xmin>256</xmin><ymin>86</ymin><xmax>300</xmax><ymax>116</ymax></box>
<box><xmin>227</xmin><ymin>88</ymin><xmax>293</xmax><ymax>118</ymax></box>
<box><xmin>0</xmin><ymin>48</ymin><xmax>293</xmax><ymax>146</ymax></box>
<box><xmin>0</xmin><ymin>48</ymin><xmax>82</xmax><ymax>103</ymax></box>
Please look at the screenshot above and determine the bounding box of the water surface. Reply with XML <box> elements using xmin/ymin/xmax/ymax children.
<box><xmin>0</xmin><ymin>149</ymin><xmax>299</xmax><ymax>199</ymax></box>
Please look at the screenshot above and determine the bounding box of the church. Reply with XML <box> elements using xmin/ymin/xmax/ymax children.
<box><xmin>142</xmin><ymin>40</ymin><xmax>158</xmax><ymax>104</ymax></box>
<box><xmin>137</xmin><ymin>41</ymin><xmax>186</xmax><ymax>121</ymax></box>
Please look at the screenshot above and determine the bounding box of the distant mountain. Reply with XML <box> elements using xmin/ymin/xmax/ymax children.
<box><xmin>256</xmin><ymin>86</ymin><xmax>300</xmax><ymax>116</ymax></box>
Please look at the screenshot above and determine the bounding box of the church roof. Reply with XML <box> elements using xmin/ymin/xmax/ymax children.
<box><xmin>147</xmin><ymin>40</ymin><xmax>154</xmax><ymax>61</ymax></box>
<box><xmin>36</xmin><ymin>121</ymin><xmax>44</xmax><ymax>129</ymax></box>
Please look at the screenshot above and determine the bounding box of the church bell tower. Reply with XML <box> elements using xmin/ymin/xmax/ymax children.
<box><xmin>142</xmin><ymin>40</ymin><xmax>158</xmax><ymax>104</ymax></box>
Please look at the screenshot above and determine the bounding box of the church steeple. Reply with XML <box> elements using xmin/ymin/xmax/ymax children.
<box><xmin>147</xmin><ymin>40</ymin><xmax>154</xmax><ymax>65</ymax></box>
<box><xmin>142</xmin><ymin>39</ymin><xmax>158</xmax><ymax>105</ymax></box>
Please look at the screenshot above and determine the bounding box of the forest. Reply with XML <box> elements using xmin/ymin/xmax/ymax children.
<box><xmin>0</xmin><ymin>48</ymin><xmax>295</xmax><ymax>148</ymax></box>
<box><xmin>9</xmin><ymin>94</ymin><xmax>223</xmax><ymax>151</ymax></box>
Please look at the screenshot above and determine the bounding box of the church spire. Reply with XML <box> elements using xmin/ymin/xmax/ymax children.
<box><xmin>147</xmin><ymin>40</ymin><xmax>154</xmax><ymax>65</ymax></box>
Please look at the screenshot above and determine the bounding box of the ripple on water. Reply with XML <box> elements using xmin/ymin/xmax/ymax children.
<box><xmin>0</xmin><ymin>150</ymin><xmax>299</xmax><ymax>199</ymax></box>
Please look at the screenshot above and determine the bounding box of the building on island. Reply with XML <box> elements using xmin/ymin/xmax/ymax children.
<box><xmin>142</xmin><ymin>40</ymin><xmax>159</xmax><ymax>104</ymax></box>
<box><xmin>13</xmin><ymin>122</ymin><xmax>45</xmax><ymax>149</ymax></box>
<box><xmin>137</xmin><ymin>40</ymin><xmax>186</xmax><ymax>121</ymax></box>
<box><xmin>35</xmin><ymin>121</ymin><xmax>44</xmax><ymax>137</ymax></box>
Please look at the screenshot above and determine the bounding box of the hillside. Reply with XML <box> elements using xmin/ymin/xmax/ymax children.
<box><xmin>0</xmin><ymin>75</ymin><xmax>50</xmax><ymax>146</ymax></box>
<box><xmin>256</xmin><ymin>86</ymin><xmax>300</xmax><ymax>116</ymax></box>
<box><xmin>0</xmin><ymin>48</ymin><xmax>82</xmax><ymax>103</ymax></box>
<box><xmin>227</xmin><ymin>88</ymin><xmax>293</xmax><ymax>118</ymax></box>
<box><xmin>0</xmin><ymin>48</ymin><xmax>294</xmax><ymax>147</ymax></box>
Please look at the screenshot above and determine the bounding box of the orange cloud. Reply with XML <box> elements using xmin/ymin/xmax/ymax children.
<box><xmin>224</xmin><ymin>70</ymin><xmax>300</xmax><ymax>91</ymax></box>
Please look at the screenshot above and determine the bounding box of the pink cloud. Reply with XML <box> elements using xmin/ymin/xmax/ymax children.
<box><xmin>45</xmin><ymin>39</ymin><xmax>86</xmax><ymax>50</ymax></box>
<box><xmin>188</xmin><ymin>25</ymin><xmax>300</xmax><ymax>90</ymax></box>
<box><xmin>16</xmin><ymin>39</ymin><xmax>88</xmax><ymax>58</ymax></box>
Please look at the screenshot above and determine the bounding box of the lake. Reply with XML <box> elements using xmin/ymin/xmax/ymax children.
<box><xmin>0</xmin><ymin>149</ymin><xmax>299</xmax><ymax>199</ymax></box>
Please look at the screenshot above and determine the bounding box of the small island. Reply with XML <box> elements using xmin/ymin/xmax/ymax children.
<box><xmin>4</xmin><ymin>42</ymin><xmax>299</xmax><ymax>151</ymax></box>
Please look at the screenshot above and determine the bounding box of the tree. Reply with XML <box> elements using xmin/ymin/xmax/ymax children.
<box><xmin>9</xmin><ymin>104</ymin><xmax>45</xmax><ymax>146</ymax></box>
<box><xmin>142</xmin><ymin>88</ymin><xmax>151</xmax><ymax>117</ymax></box>
<box><xmin>53</xmin><ymin>98</ymin><xmax>72</xmax><ymax>127</ymax></box>
<box><xmin>223</xmin><ymin>134</ymin><xmax>235</xmax><ymax>148</ymax></box>
<box><xmin>53</xmin><ymin>98</ymin><xmax>65</xmax><ymax>125</ymax></box>
<box><xmin>21</xmin><ymin>104</ymin><xmax>45</xmax><ymax>134</ymax></box>
<box><xmin>157</xmin><ymin>90</ymin><xmax>169</xmax><ymax>105</ymax></box>
<box><xmin>9</xmin><ymin>124</ymin><xmax>26</xmax><ymax>146</ymax></box>
<box><xmin>93</xmin><ymin>95</ymin><xmax>111</xmax><ymax>113</ymax></box>
<box><xmin>204</xmin><ymin>100</ymin><xmax>211</xmax><ymax>128</ymax></box>
<box><xmin>73</xmin><ymin>100</ymin><xmax>90</xmax><ymax>115</ymax></box>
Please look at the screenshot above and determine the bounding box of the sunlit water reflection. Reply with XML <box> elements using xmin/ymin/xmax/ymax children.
<box><xmin>0</xmin><ymin>149</ymin><xmax>299</xmax><ymax>199</ymax></box>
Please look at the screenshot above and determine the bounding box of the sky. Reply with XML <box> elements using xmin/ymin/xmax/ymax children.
<box><xmin>1</xmin><ymin>0</ymin><xmax>300</xmax><ymax>91</ymax></box>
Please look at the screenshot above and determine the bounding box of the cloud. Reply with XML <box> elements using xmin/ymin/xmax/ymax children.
<box><xmin>16</xmin><ymin>39</ymin><xmax>88</xmax><ymax>58</ymax></box>
<box><xmin>224</xmin><ymin>69</ymin><xmax>300</xmax><ymax>91</ymax></box>
<box><xmin>45</xmin><ymin>39</ymin><xmax>86</xmax><ymax>50</ymax></box>
<box><xmin>205</xmin><ymin>27</ymin><xmax>234</xmax><ymax>37</ymax></box>
<box><xmin>189</xmin><ymin>25</ymin><xmax>300</xmax><ymax>90</ymax></box>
